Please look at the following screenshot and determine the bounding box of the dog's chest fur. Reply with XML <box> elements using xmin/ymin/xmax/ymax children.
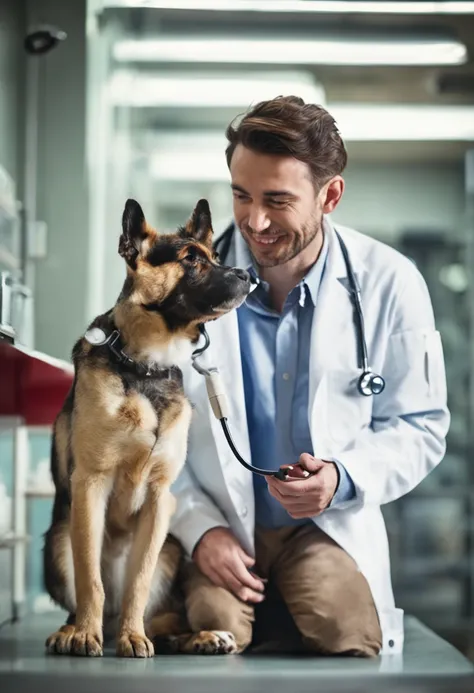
<box><xmin>120</xmin><ymin>368</ymin><xmax>182</xmax><ymax>419</ymax></box>
<box><xmin>70</xmin><ymin>319</ymin><xmax>194</xmax><ymax>531</ymax></box>
<box><xmin>102</xmin><ymin>365</ymin><xmax>192</xmax><ymax>530</ymax></box>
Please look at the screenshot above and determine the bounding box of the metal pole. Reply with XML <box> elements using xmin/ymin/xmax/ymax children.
<box><xmin>464</xmin><ymin>149</ymin><xmax>474</xmax><ymax>629</ymax></box>
<box><xmin>11</xmin><ymin>420</ymin><xmax>28</xmax><ymax>621</ymax></box>
<box><xmin>22</xmin><ymin>54</ymin><xmax>39</xmax><ymax>294</ymax></box>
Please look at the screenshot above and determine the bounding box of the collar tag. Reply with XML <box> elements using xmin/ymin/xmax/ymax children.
<box><xmin>84</xmin><ymin>326</ymin><xmax>177</xmax><ymax>381</ymax></box>
<box><xmin>84</xmin><ymin>327</ymin><xmax>109</xmax><ymax>346</ymax></box>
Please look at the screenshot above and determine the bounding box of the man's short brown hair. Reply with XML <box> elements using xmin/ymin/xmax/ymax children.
<box><xmin>225</xmin><ymin>95</ymin><xmax>347</xmax><ymax>189</ymax></box>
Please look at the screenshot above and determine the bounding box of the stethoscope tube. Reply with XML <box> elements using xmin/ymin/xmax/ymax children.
<box><xmin>334</xmin><ymin>230</ymin><xmax>385</xmax><ymax>397</ymax></box>
<box><xmin>192</xmin><ymin>228</ymin><xmax>385</xmax><ymax>480</ymax></box>
<box><xmin>192</xmin><ymin>324</ymin><xmax>288</xmax><ymax>479</ymax></box>
<box><xmin>220</xmin><ymin>418</ymin><xmax>288</xmax><ymax>481</ymax></box>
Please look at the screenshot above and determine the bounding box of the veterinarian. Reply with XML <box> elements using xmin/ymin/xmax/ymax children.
<box><xmin>169</xmin><ymin>95</ymin><xmax>450</xmax><ymax>657</ymax></box>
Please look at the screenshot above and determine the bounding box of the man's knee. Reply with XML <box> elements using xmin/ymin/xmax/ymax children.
<box><xmin>273</xmin><ymin>524</ymin><xmax>383</xmax><ymax>657</ymax></box>
<box><xmin>299</xmin><ymin>612</ymin><xmax>382</xmax><ymax>658</ymax></box>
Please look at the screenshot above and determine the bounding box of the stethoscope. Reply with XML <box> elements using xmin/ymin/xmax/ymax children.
<box><xmin>192</xmin><ymin>225</ymin><xmax>385</xmax><ymax>481</ymax></box>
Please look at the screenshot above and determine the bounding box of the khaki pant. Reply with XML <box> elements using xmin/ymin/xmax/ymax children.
<box><xmin>182</xmin><ymin>523</ymin><xmax>382</xmax><ymax>657</ymax></box>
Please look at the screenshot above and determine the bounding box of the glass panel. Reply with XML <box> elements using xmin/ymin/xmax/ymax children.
<box><xmin>0</xmin><ymin>163</ymin><xmax>20</xmax><ymax>275</ymax></box>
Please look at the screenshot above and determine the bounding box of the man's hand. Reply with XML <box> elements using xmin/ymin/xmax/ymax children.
<box><xmin>266</xmin><ymin>453</ymin><xmax>339</xmax><ymax>519</ymax></box>
<box><xmin>193</xmin><ymin>527</ymin><xmax>266</xmax><ymax>603</ymax></box>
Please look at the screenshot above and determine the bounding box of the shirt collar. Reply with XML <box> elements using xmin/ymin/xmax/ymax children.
<box><xmin>301</xmin><ymin>229</ymin><xmax>328</xmax><ymax>306</ymax></box>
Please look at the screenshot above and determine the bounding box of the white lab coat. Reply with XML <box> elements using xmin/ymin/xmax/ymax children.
<box><xmin>170</xmin><ymin>217</ymin><xmax>450</xmax><ymax>656</ymax></box>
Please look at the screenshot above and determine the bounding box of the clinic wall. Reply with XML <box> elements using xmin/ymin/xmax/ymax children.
<box><xmin>332</xmin><ymin>161</ymin><xmax>465</xmax><ymax>240</ymax></box>
<box><xmin>0</xmin><ymin>0</ymin><xmax>24</xmax><ymax>184</ymax></box>
<box><xmin>27</xmin><ymin>0</ymin><xmax>90</xmax><ymax>361</ymax></box>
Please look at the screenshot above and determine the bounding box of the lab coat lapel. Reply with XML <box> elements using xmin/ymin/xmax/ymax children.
<box><xmin>308</xmin><ymin>219</ymin><xmax>368</xmax><ymax>454</ymax></box>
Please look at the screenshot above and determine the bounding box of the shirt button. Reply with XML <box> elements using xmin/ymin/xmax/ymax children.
<box><xmin>282</xmin><ymin>372</ymin><xmax>290</xmax><ymax>381</ymax></box>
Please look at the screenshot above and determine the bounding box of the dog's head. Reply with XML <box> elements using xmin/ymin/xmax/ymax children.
<box><xmin>118</xmin><ymin>197</ymin><xmax>251</xmax><ymax>330</ymax></box>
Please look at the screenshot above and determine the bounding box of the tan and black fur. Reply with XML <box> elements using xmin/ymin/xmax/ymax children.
<box><xmin>43</xmin><ymin>198</ymin><xmax>250</xmax><ymax>657</ymax></box>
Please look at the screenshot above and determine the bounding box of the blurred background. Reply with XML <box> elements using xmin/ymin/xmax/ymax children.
<box><xmin>1</xmin><ymin>0</ymin><xmax>474</xmax><ymax>661</ymax></box>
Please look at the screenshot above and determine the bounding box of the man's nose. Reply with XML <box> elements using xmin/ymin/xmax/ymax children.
<box><xmin>248</xmin><ymin>206</ymin><xmax>271</xmax><ymax>233</ymax></box>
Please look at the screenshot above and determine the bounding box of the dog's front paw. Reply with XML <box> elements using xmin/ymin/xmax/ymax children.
<box><xmin>117</xmin><ymin>631</ymin><xmax>154</xmax><ymax>658</ymax></box>
<box><xmin>46</xmin><ymin>624</ymin><xmax>103</xmax><ymax>657</ymax></box>
<box><xmin>187</xmin><ymin>630</ymin><xmax>238</xmax><ymax>655</ymax></box>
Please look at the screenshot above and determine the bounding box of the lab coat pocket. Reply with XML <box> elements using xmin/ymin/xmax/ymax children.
<box><xmin>325</xmin><ymin>369</ymin><xmax>373</xmax><ymax>447</ymax></box>
<box><xmin>384</xmin><ymin>328</ymin><xmax>447</xmax><ymax>412</ymax></box>
<box><xmin>425</xmin><ymin>330</ymin><xmax>447</xmax><ymax>400</ymax></box>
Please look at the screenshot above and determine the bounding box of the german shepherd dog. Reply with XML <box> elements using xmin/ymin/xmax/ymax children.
<box><xmin>43</xmin><ymin>198</ymin><xmax>250</xmax><ymax>657</ymax></box>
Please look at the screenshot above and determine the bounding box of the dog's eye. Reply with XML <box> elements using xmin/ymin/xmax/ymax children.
<box><xmin>184</xmin><ymin>247</ymin><xmax>198</xmax><ymax>262</ymax></box>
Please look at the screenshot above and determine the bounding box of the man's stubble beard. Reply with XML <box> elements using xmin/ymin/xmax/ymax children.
<box><xmin>249</xmin><ymin>211</ymin><xmax>323</xmax><ymax>269</ymax></box>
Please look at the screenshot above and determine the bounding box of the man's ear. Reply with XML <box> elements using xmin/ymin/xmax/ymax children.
<box><xmin>321</xmin><ymin>176</ymin><xmax>344</xmax><ymax>214</ymax></box>
<box><xmin>118</xmin><ymin>199</ymin><xmax>148</xmax><ymax>268</ymax></box>
<box><xmin>182</xmin><ymin>198</ymin><xmax>214</xmax><ymax>248</ymax></box>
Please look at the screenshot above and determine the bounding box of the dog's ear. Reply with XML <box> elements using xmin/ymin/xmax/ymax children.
<box><xmin>118</xmin><ymin>199</ymin><xmax>148</xmax><ymax>268</ymax></box>
<box><xmin>183</xmin><ymin>198</ymin><xmax>213</xmax><ymax>248</ymax></box>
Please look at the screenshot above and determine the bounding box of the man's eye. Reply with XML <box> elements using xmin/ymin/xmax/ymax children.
<box><xmin>269</xmin><ymin>199</ymin><xmax>287</xmax><ymax>206</ymax></box>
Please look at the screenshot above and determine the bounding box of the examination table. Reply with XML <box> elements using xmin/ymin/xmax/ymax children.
<box><xmin>0</xmin><ymin>612</ymin><xmax>473</xmax><ymax>693</ymax></box>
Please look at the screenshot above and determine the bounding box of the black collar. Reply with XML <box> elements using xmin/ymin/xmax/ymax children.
<box><xmin>99</xmin><ymin>329</ymin><xmax>181</xmax><ymax>380</ymax></box>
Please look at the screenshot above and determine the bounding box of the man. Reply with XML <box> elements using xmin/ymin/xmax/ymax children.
<box><xmin>169</xmin><ymin>95</ymin><xmax>450</xmax><ymax>657</ymax></box>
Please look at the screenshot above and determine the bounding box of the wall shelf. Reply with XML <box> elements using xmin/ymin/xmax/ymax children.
<box><xmin>0</xmin><ymin>535</ymin><xmax>29</xmax><ymax>550</ymax></box>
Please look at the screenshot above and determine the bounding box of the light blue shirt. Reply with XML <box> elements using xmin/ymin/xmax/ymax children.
<box><xmin>237</xmin><ymin>233</ymin><xmax>356</xmax><ymax>528</ymax></box>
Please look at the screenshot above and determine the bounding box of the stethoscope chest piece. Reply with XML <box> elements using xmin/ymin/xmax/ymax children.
<box><xmin>358</xmin><ymin>370</ymin><xmax>386</xmax><ymax>396</ymax></box>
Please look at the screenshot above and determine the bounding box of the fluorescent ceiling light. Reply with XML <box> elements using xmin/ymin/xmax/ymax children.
<box><xmin>153</xmin><ymin>105</ymin><xmax>474</xmax><ymax>146</ymax></box>
<box><xmin>148</xmin><ymin>105</ymin><xmax>474</xmax><ymax>182</ymax></box>
<box><xmin>102</xmin><ymin>1</ymin><xmax>474</xmax><ymax>16</ymax></box>
<box><xmin>108</xmin><ymin>70</ymin><xmax>326</xmax><ymax>107</ymax></box>
<box><xmin>150</xmin><ymin>150</ymin><xmax>228</xmax><ymax>182</ymax></box>
<box><xmin>113</xmin><ymin>36</ymin><xmax>467</xmax><ymax>66</ymax></box>
<box><xmin>149</xmin><ymin>132</ymin><xmax>228</xmax><ymax>181</ymax></box>
<box><xmin>331</xmin><ymin>103</ymin><xmax>474</xmax><ymax>141</ymax></box>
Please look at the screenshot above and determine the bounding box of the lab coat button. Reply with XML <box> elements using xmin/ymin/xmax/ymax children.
<box><xmin>388</xmin><ymin>639</ymin><xmax>395</xmax><ymax>648</ymax></box>
<box><xmin>239</xmin><ymin>506</ymin><xmax>248</xmax><ymax>517</ymax></box>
